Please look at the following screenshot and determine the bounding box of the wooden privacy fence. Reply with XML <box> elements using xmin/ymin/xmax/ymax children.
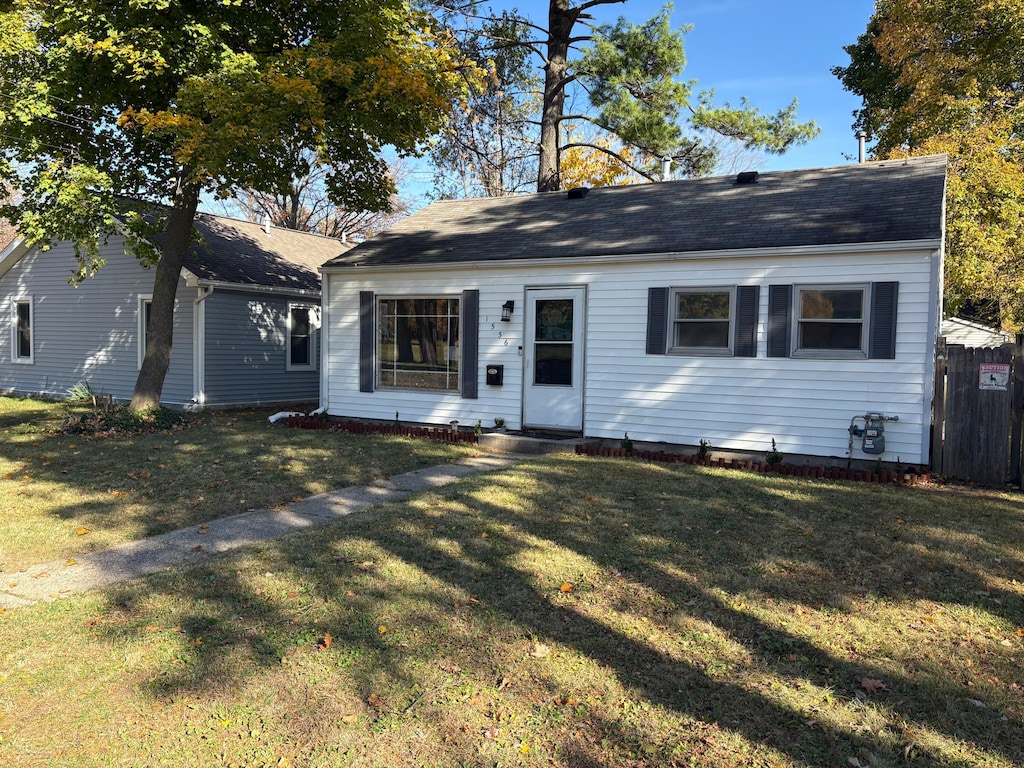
<box><xmin>932</xmin><ymin>337</ymin><xmax>1024</xmax><ymax>487</ymax></box>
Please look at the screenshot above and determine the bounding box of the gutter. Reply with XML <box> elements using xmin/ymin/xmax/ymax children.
<box><xmin>323</xmin><ymin>238</ymin><xmax>944</xmax><ymax>275</ymax></box>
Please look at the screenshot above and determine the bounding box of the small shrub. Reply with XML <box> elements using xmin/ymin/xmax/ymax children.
<box><xmin>766</xmin><ymin>438</ymin><xmax>784</xmax><ymax>465</ymax></box>
<box><xmin>697</xmin><ymin>439</ymin><xmax>712</xmax><ymax>460</ymax></box>
<box><xmin>61</xmin><ymin>404</ymin><xmax>190</xmax><ymax>435</ymax></box>
<box><xmin>621</xmin><ymin>432</ymin><xmax>634</xmax><ymax>453</ymax></box>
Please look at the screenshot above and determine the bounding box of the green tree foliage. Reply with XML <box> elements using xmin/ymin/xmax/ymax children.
<box><xmin>834</xmin><ymin>0</ymin><xmax>1024</xmax><ymax>328</ymax></box>
<box><xmin>434</xmin><ymin>1</ymin><xmax>818</xmax><ymax>193</ymax></box>
<box><xmin>0</xmin><ymin>0</ymin><xmax>469</xmax><ymax>407</ymax></box>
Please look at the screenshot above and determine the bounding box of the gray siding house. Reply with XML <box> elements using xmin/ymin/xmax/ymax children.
<box><xmin>0</xmin><ymin>212</ymin><xmax>349</xmax><ymax>408</ymax></box>
<box><xmin>320</xmin><ymin>156</ymin><xmax>947</xmax><ymax>465</ymax></box>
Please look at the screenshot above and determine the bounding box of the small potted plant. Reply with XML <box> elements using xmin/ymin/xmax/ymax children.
<box><xmin>766</xmin><ymin>438</ymin><xmax>784</xmax><ymax>469</ymax></box>
<box><xmin>493</xmin><ymin>416</ymin><xmax>507</xmax><ymax>433</ymax></box>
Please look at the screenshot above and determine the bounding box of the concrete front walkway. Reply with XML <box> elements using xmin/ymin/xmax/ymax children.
<box><xmin>0</xmin><ymin>455</ymin><xmax>518</xmax><ymax>610</ymax></box>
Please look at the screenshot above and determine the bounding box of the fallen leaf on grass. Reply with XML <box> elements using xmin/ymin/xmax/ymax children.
<box><xmin>155</xmin><ymin>516</ymin><xmax>168</xmax><ymax>522</ymax></box>
<box><xmin>860</xmin><ymin>677</ymin><xmax>886</xmax><ymax>694</ymax></box>
<box><xmin>198</xmin><ymin>524</ymin><xmax>210</xmax><ymax>534</ymax></box>
<box><xmin>367</xmin><ymin>692</ymin><xmax>385</xmax><ymax>708</ymax></box>
<box><xmin>341</xmin><ymin>713</ymin><xmax>358</xmax><ymax>724</ymax></box>
<box><xmin>1017</xmin><ymin>628</ymin><xmax>1024</xmax><ymax>637</ymax></box>
<box><xmin>290</xmin><ymin>497</ymin><xmax>303</xmax><ymax>504</ymax></box>
<box><xmin>530</xmin><ymin>642</ymin><xmax>551</xmax><ymax>659</ymax></box>
<box><xmin>76</xmin><ymin>527</ymin><xmax>91</xmax><ymax>536</ymax></box>
<box><xmin>64</xmin><ymin>558</ymin><xmax>77</xmax><ymax>567</ymax></box>
<box><xmin>191</xmin><ymin>545</ymin><xmax>203</xmax><ymax>552</ymax></box>
<box><xmin>317</xmin><ymin>633</ymin><xmax>333</xmax><ymax>650</ymax></box>
<box><xmin>560</xmin><ymin>582</ymin><xmax>573</xmax><ymax>593</ymax></box>
<box><xmin>357</xmin><ymin>561</ymin><xmax>376</xmax><ymax>571</ymax></box>
<box><xmin>378</xmin><ymin>625</ymin><xmax>388</xmax><ymax>634</ymax></box>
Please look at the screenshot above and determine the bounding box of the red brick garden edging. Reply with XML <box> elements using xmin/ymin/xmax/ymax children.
<box><xmin>574</xmin><ymin>443</ymin><xmax>931</xmax><ymax>485</ymax></box>
<box><xmin>285</xmin><ymin>415</ymin><xmax>479</xmax><ymax>444</ymax></box>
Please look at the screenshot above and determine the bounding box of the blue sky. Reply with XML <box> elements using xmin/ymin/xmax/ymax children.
<box><xmin>404</xmin><ymin>0</ymin><xmax>878</xmax><ymax>197</ymax></box>
<box><xmin>663</xmin><ymin>0</ymin><xmax>877</xmax><ymax>170</ymax></box>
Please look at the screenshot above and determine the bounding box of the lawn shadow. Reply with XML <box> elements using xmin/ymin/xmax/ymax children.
<box><xmin>83</xmin><ymin>454</ymin><xmax>1024</xmax><ymax>766</ymax></box>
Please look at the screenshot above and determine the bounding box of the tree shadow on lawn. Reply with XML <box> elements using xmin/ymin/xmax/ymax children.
<box><xmin>0</xmin><ymin>408</ymin><xmax>473</xmax><ymax>569</ymax></box>
<box><xmin>91</xmin><ymin>455</ymin><xmax>1024</xmax><ymax>766</ymax></box>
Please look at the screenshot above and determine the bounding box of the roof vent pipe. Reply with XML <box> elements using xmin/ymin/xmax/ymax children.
<box><xmin>856</xmin><ymin>130</ymin><xmax>866</xmax><ymax>163</ymax></box>
<box><xmin>661</xmin><ymin>156</ymin><xmax>672</xmax><ymax>181</ymax></box>
<box><xmin>736</xmin><ymin>171</ymin><xmax>759</xmax><ymax>185</ymax></box>
<box><xmin>263</xmin><ymin>213</ymin><xmax>271</xmax><ymax>235</ymax></box>
<box><xmin>566</xmin><ymin>187</ymin><xmax>589</xmax><ymax>200</ymax></box>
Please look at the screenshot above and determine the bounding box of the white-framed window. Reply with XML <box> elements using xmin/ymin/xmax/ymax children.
<box><xmin>793</xmin><ymin>284</ymin><xmax>868</xmax><ymax>357</ymax></box>
<box><xmin>669</xmin><ymin>287</ymin><xmax>734</xmax><ymax>355</ymax></box>
<box><xmin>12</xmin><ymin>297</ymin><xmax>33</xmax><ymax>364</ymax></box>
<box><xmin>137</xmin><ymin>295</ymin><xmax>152</xmax><ymax>370</ymax></box>
<box><xmin>377</xmin><ymin>297</ymin><xmax>460</xmax><ymax>390</ymax></box>
<box><xmin>287</xmin><ymin>303</ymin><xmax>320</xmax><ymax>371</ymax></box>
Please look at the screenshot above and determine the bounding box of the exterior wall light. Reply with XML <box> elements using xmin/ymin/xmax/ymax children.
<box><xmin>501</xmin><ymin>300</ymin><xmax>515</xmax><ymax>322</ymax></box>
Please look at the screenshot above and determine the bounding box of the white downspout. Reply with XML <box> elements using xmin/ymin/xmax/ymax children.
<box><xmin>192</xmin><ymin>286</ymin><xmax>213</xmax><ymax>408</ymax></box>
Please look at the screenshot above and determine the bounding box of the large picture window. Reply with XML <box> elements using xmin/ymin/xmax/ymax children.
<box><xmin>795</xmin><ymin>285</ymin><xmax>867</xmax><ymax>356</ymax></box>
<box><xmin>670</xmin><ymin>287</ymin><xmax>734</xmax><ymax>354</ymax></box>
<box><xmin>12</xmin><ymin>298</ymin><xmax>33</xmax><ymax>364</ymax></box>
<box><xmin>378</xmin><ymin>297</ymin><xmax>460</xmax><ymax>390</ymax></box>
<box><xmin>287</xmin><ymin>303</ymin><xmax>319</xmax><ymax>371</ymax></box>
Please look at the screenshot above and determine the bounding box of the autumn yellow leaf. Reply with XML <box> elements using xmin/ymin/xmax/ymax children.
<box><xmin>378</xmin><ymin>625</ymin><xmax>388</xmax><ymax>634</ymax></box>
<box><xmin>560</xmin><ymin>582</ymin><xmax>573</xmax><ymax>593</ymax></box>
<box><xmin>318</xmin><ymin>633</ymin><xmax>333</xmax><ymax>649</ymax></box>
<box><xmin>341</xmin><ymin>713</ymin><xmax>358</xmax><ymax>724</ymax></box>
<box><xmin>76</xmin><ymin>527</ymin><xmax>91</xmax><ymax>536</ymax></box>
<box><xmin>64</xmin><ymin>558</ymin><xmax>77</xmax><ymax>567</ymax></box>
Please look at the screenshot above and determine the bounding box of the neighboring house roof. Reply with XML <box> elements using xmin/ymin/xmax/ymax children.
<box><xmin>185</xmin><ymin>213</ymin><xmax>351</xmax><ymax>292</ymax></box>
<box><xmin>325</xmin><ymin>154</ymin><xmax>947</xmax><ymax>270</ymax></box>
<box><xmin>0</xmin><ymin>210</ymin><xmax>351</xmax><ymax>291</ymax></box>
<box><xmin>941</xmin><ymin>316</ymin><xmax>1012</xmax><ymax>347</ymax></box>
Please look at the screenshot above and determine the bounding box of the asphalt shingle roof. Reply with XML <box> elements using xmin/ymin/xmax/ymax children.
<box><xmin>325</xmin><ymin>155</ymin><xmax>946</xmax><ymax>270</ymax></box>
<box><xmin>185</xmin><ymin>213</ymin><xmax>351</xmax><ymax>292</ymax></box>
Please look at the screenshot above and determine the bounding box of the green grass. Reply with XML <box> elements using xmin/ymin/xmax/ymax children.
<box><xmin>0</xmin><ymin>396</ymin><xmax>478</xmax><ymax>571</ymax></box>
<box><xmin>1</xmin><ymin>398</ymin><xmax>1023</xmax><ymax>766</ymax></box>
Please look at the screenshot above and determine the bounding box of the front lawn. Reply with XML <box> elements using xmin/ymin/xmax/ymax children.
<box><xmin>0</xmin><ymin>396</ymin><xmax>477</xmax><ymax>571</ymax></box>
<box><xmin>1</xmin><ymin>448</ymin><xmax>1022</xmax><ymax>767</ymax></box>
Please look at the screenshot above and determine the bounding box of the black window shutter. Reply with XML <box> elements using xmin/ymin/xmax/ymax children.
<box><xmin>869</xmin><ymin>281</ymin><xmax>899</xmax><ymax>359</ymax></box>
<box><xmin>646</xmin><ymin>287</ymin><xmax>670</xmax><ymax>354</ymax></box>
<box><xmin>734</xmin><ymin>285</ymin><xmax>759</xmax><ymax>357</ymax></box>
<box><xmin>767</xmin><ymin>285</ymin><xmax>792</xmax><ymax>358</ymax></box>
<box><xmin>359</xmin><ymin>291</ymin><xmax>374</xmax><ymax>392</ymax></box>
<box><xmin>461</xmin><ymin>289</ymin><xmax>479</xmax><ymax>398</ymax></box>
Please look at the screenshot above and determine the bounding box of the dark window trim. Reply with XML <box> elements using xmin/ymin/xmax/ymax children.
<box><xmin>286</xmin><ymin>302</ymin><xmax>319</xmax><ymax>372</ymax></box>
<box><xmin>13</xmin><ymin>297</ymin><xmax>33</xmax><ymax>364</ymax></box>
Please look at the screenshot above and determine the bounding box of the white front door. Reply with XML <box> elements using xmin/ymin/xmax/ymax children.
<box><xmin>523</xmin><ymin>287</ymin><xmax>585</xmax><ymax>430</ymax></box>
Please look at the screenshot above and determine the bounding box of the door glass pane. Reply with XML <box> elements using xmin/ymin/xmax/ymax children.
<box><xmin>534</xmin><ymin>343</ymin><xmax>573</xmax><ymax>386</ymax></box>
<box><xmin>535</xmin><ymin>300</ymin><xmax>573</xmax><ymax>341</ymax></box>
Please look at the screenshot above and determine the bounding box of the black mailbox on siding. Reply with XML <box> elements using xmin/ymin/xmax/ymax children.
<box><xmin>486</xmin><ymin>365</ymin><xmax>504</xmax><ymax>386</ymax></box>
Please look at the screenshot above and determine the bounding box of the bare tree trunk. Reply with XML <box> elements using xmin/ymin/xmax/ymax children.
<box><xmin>130</xmin><ymin>177</ymin><xmax>201</xmax><ymax>411</ymax></box>
<box><xmin>537</xmin><ymin>0</ymin><xmax>578</xmax><ymax>192</ymax></box>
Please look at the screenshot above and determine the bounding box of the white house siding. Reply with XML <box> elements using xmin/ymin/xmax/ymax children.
<box><xmin>202</xmin><ymin>289</ymin><xmax>319</xmax><ymax>407</ymax></box>
<box><xmin>0</xmin><ymin>239</ymin><xmax>195</xmax><ymax>406</ymax></box>
<box><xmin>324</xmin><ymin>246</ymin><xmax>939</xmax><ymax>464</ymax></box>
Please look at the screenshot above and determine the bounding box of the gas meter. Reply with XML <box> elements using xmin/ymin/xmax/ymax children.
<box><xmin>848</xmin><ymin>413</ymin><xmax>899</xmax><ymax>455</ymax></box>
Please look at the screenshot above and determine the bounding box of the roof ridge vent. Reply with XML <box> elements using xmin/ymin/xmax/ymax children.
<box><xmin>566</xmin><ymin>187</ymin><xmax>589</xmax><ymax>200</ymax></box>
<box><xmin>736</xmin><ymin>171</ymin><xmax>760</xmax><ymax>185</ymax></box>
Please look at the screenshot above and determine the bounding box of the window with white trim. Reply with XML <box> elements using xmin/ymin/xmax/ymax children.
<box><xmin>794</xmin><ymin>285</ymin><xmax>867</xmax><ymax>357</ymax></box>
<box><xmin>12</xmin><ymin>298</ymin><xmax>33</xmax><ymax>364</ymax></box>
<box><xmin>670</xmin><ymin>287</ymin><xmax>734</xmax><ymax>354</ymax></box>
<box><xmin>138</xmin><ymin>296</ymin><xmax>152</xmax><ymax>370</ymax></box>
<box><xmin>377</xmin><ymin>297</ymin><xmax>460</xmax><ymax>390</ymax></box>
<box><xmin>287</xmin><ymin>303</ymin><xmax>319</xmax><ymax>371</ymax></box>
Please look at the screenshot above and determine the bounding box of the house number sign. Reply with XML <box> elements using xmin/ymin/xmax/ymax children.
<box><xmin>979</xmin><ymin>363</ymin><xmax>1010</xmax><ymax>391</ymax></box>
